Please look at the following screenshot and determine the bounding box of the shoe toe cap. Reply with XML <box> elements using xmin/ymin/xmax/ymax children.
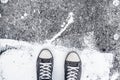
<box><xmin>66</xmin><ymin>51</ymin><xmax>80</xmax><ymax>62</ymax></box>
<box><xmin>39</xmin><ymin>49</ymin><xmax>52</xmax><ymax>59</ymax></box>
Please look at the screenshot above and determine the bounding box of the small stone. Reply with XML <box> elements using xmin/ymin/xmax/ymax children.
<box><xmin>21</xmin><ymin>13</ymin><xmax>28</xmax><ymax>19</ymax></box>
<box><xmin>24</xmin><ymin>13</ymin><xmax>28</xmax><ymax>17</ymax></box>
<box><xmin>113</xmin><ymin>0</ymin><xmax>120</xmax><ymax>6</ymax></box>
<box><xmin>0</xmin><ymin>0</ymin><xmax>9</xmax><ymax>4</ymax></box>
<box><xmin>0</xmin><ymin>14</ymin><xmax>2</xmax><ymax>18</ymax></box>
<box><xmin>21</xmin><ymin>16</ymin><xmax>24</xmax><ymax>19</ymax></box>
<box><xmin>114</xmin><ymin>33</ymin><xmax>119</xmax><ymax>40</ymax></box>
<box><xmin>61</xmin><ymin>22</ymin><xmax>66</xmax><ymax>28</ymax></box>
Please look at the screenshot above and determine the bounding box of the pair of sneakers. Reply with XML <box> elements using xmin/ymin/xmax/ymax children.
<box><xmin>37</xmin><ymin>49</ymin><xmax>82</xmax><ymax>80</ymax></box>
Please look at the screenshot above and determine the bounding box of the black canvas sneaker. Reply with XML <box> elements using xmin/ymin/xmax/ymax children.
<box><xmin>37</xmin><ymin>49</ymin><xmax>53</xmax><ymax>80</ymax></box>
<box><xmin>65</xmin><ymin>51</ymin><xmax>82</xmax><ymax>80</ymax></box>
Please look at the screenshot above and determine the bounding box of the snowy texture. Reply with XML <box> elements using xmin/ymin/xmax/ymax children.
<box><xmin>0</xmin><ymin>39</ymin><xmax>113</xmax><ymax>80</ymax></box>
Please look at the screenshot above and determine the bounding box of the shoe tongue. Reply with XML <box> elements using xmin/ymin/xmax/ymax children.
<box><xmin>66</xmin><ymin>61</ymin><xmax>80</xmax><ymax>67</ymax></box>
<box><xmin>41</xmin><ymin>79</ymin><xmax>50</xmax><ymax>80</ymax></box>
<box><xmin>40</xmin><ymin>58</ymin><xmax>53</xmax><ymax>63</ymax></box>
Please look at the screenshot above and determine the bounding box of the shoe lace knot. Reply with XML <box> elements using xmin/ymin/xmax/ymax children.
<box><xmin>67</xmin><ymin>66</ymin><xmax>79</xmax><ymax>80</ymax></box>
<box><xmin>39</xmin><ymin>63</ymin><xmax>52</xmax><ymax>79</ymax></box>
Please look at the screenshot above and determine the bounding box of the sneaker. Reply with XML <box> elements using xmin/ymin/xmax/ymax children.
<box><xmin>65</xmin><ymin>51</ymin><xmax>82</xmax><ymax>80</ymax></box>
<box><xmin>37</xmin><ymin>49</ymin><xmax>53</xmax><ymax>80</ymax></box>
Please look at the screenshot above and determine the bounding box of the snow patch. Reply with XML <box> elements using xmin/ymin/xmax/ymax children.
<box><xmin>0</xmin><ymin>39</ymin><xmax>113</xmax><ymax>80</ymax></box>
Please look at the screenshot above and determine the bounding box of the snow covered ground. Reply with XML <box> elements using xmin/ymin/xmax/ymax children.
<box><xmin>0</xmin><ymin>39</ymin><xmax>114</xmax><ymax>80</ymax></box>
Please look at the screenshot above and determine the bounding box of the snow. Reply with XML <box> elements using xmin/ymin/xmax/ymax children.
<box><xmin>0</xmin><ymin>39</ymin><xmax>113</xmax><ymax>80</ymax></box>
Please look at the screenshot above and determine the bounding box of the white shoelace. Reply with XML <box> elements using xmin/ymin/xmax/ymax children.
<box><xmin>67</xmin><ymin>66</ymin><xmax>79</xmax><ymax>80</ymax></box>
<box><xmin>39</xmin><ymin>63</ymin><xmax>52</xmax><ymax>79</ymax></box>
